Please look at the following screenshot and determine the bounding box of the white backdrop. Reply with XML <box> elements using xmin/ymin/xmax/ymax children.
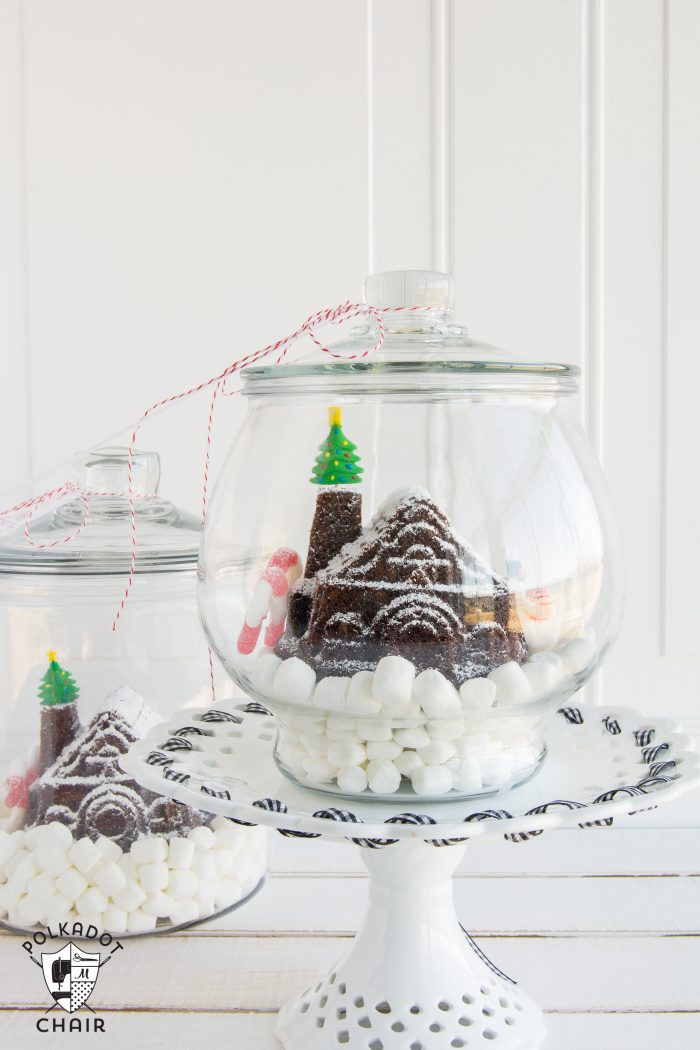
<box><xmin>1</xmin><ymin>0</ymin><xmax>698</xmax><ymax>721</ymax></box>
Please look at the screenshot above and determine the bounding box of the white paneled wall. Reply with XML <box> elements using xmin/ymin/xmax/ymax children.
<box><xmin>1</xmin><ymin>0</ymin><xmax>699</xmax><ymax>721</ymax></box>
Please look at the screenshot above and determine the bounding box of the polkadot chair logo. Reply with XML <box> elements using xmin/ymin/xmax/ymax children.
<box><xmin>23</xmin><ymin>922</ymin><xmax>124</xmax><ymax>1032</ymax></box>
<box><xmin>41</xmin><ymin>941</ymin><xmax>100</xmax><ymax>1012</ymax></box>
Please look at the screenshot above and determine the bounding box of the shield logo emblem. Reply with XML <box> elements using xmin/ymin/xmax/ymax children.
<box><xmin>41</xmin><ymin>942</ymin><xmax>100</xmax><ymax>1013</ymax></box>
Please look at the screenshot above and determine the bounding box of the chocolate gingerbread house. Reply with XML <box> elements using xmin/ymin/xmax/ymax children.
<box><xmin>28</xmin><ymin>687</ymin><xmax>206</xmax><ymax>849</ymax></box>
<box><xmin>278</xmin><ymin>487</ymin><xmax>526</xmax><ymax>685</ymax></box>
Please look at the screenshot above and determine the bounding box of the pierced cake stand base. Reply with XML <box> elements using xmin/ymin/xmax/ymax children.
<box><xmin>276</xmin><ymin>842</ymin><xmax>543</xmax><ymax>1050</ymax></box>
<box><xmin>121</xmin><ymin>700</ymin><xmax>700</xmax><ymax>1050</ymax></box>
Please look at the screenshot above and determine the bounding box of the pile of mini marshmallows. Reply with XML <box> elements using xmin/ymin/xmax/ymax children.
<box><xmin>0</xmin><ymin>819</ymin><xmax>267</xmax><ymax>933</ymax></box>
<box><xmin>247</xmin><ymin>634</ymin><xmax>595</xmax><ymax>797</ymax></box>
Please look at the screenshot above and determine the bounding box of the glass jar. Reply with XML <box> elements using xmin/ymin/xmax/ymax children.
<box><xmin>199</xmin><ymin>270</ymin><xmax>623</xmax><ymax>801</ymax></box>
<box><xmin>0</xmin><ymin>447</ymin><xmax>267</xmax><ymax>934</ymax></box>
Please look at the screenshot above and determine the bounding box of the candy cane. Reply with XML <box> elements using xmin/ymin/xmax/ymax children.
<box><xmin>237</xmin><ymin>548</ymin><xmax>301</xmax><ymax>655</ymax></box>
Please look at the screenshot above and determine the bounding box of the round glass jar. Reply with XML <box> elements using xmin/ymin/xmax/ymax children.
<box><xmin>0</xmin><ymin>447</ymin><xmax>267</xmax><ymax>935</ymax></box>
<box><xmin>199</xmin><ymin>271</ymin><xmax>623</xmax><ymax>802</ymax></box>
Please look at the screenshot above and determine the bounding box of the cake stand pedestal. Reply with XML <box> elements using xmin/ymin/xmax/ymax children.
<box><xmin>277</xmin><ymin>839</ymin><xmax>541</xmax><ymax>1050</ymax></box>
<box><xmin>121</xmin><ymin>702</ymin><xmax>700</xmax><ymax>1050</ymax></box>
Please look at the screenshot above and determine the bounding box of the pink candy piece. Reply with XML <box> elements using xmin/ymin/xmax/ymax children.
<box><xmin>5</xmin><ymin>767</ymin><xmax>38</xmax><ymax>809</ymax></box>
<box><xmin>268</xmin><ymin>548</ymin><xmax>300</xmax><ymax>573</ymax></box>
<box><xmin>237</xmin><ymin>621</ymin><xmax>262</xmax><ymax>655</ymax></box>
<box><xmin>264</xmin><ymin>619</ymin><xmax>286</xmax><ymax>648</ymax></box>
<box><xmin>260</xmin><ymin>565</ymin><xmax>289</xmax><ymax>597</ymax></box>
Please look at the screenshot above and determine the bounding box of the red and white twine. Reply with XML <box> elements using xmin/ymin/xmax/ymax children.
<box><xmin>0</xmin><ymin>300</ymin><xmax>444</xmax><ymax>632</ymax></box>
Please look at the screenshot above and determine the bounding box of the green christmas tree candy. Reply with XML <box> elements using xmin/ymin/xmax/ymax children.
<box><xmin>310</xmin><ymin>405</ymin><xmax>363</xmax><ymax>486</ymax></box>
<box><xmin>39</xmin><ymin>650</ymin><xmax>80</xmax><ymax>707</ymax></box>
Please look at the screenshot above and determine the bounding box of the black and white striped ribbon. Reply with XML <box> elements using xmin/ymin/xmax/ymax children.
<box><xmin>558</xmin><ymin>707</ymin><xmax>584</xmax><ymax>725</ymax></box>
<box><xmin>385</xmin><ymin>811</ymin><xmax>463</xmax><ymax>847</ymax></box>
<box><xmin>602</xmin><ymin>717</ymin><xmax>621</xmax><ymax>735</ymax></box>
<box><xmin>146</xmin><ymin>750</ymin><xmax>173</xmax><ymax>767</ymax></box>
<box><xmin>174</xmin><ymin>725</ymin><xmax>209</xmax><ymax>737</ymax></box>
<box><xmin>163</xmin><ymin>768</ymin><xmax>190</xmax><ymax>784</ymax></box>
<box><xmin>634</xmin><ymin>727</ymin><xmax>655</xmax><ymax>747</ymax></box>
<box><xmin>240</xmin><ymin>702</ymin><xmax>272</xmax><ymax>716</ymax></box>
<box><xmin>312</xmin><ymin>807</ymin><xmax>395</xmax><ymax>849</ymax></box>
<box><xmin>160</xmin><ymin>736</ymin><xmax>194</xmax><ymax>752</ymax></box>
<box><xmin>200</xmin><ymin>784</ymin><xmax>232</xmax><ymax>800</ymax></box>
<box><xmin>641</xmin><ymin>743</ymin><xmax>670</xmax><ymax>764</ymax></box>
<box><xmin>200</xmin><ymin>709</ymin><xmax>243</xmax><ymax>724</ymax></box>
<box><xmin>505</xmin><ymin>800</ymin><xmax>586</xmax><ymax>843</ymax></box>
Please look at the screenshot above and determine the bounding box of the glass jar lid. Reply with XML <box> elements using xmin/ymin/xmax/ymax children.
<box><xmin>241</xmin><ymin>270</ymin><xmax>579</xmax><ymax>395</ymax></box>
<box><xmin>0</xmin><ymin>447</ymin><xmax>200</xmax><ymax>575</ymax></box>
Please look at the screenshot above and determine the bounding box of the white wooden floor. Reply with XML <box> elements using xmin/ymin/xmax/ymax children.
<box><xmin>0</xmin><ymin>816</ymin><xmax>698</xmax><ymax>1049</ymax></box>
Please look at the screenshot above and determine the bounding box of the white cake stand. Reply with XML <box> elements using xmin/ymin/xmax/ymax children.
<box><xmin>122</xmin><ymin>702</ymin><xmax>699</xmax><ymax>1050</ymax></box>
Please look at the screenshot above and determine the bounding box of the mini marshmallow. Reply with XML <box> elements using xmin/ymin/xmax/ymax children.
<box><xmin>43</xmin><ymin>892</ymin><xmax>72</xmax><ymax>920</ymax></box>
<box><xmin>142</xmin><ymin>891</ymin><xmax>175</xmax><ymax>918</ymax></box>
<box><xmin>40</xmin><ymin>822</ymin><xmax>74</xmax><ymax>849</ymax></box>
<box><xmin>365</xmin><ymin>740</ymin><xmax>403</xmax><ymax>760</ymax></box>
<box><xmin>382</xmin><ymin>701</ymin><xmax>423</xmax><ymax>720</ymax></box>
<box><xmin>559</xmin><ymin>636</ymin><xmax>596</xmax><ymax>674</ymax></box>
<box><xmin>427</xmin><ymin>719</ymin><xmax>465</xmax><ymax>741</ymax></box>
<box><xmin>459</xmin><ymin>677</ymin><xmax>497</xmax><ymax>711</ymax></box>
<box><xmin>300</xmin><ymin>733</ymin><xmax>329</xmax><ymax>758</ymax></box>
<box><xmin>138</xmin><ymin>861</ymin><xmax>169</xmax><ymax>892</ymax></box>
<box><xmin>366</xmin><ymin>759</ymin><xmax>401</xmax><ymax>795</ymax></box>
<box><xmin>372</xmin><ymin>655</ymin><xmax>416</xmax><ymax>708</ymax></box>
<box><xmin>8</xmin><ymin>854</ymin><xmax>38</xmax><ymax>889</ymax></box>
<box><xmin>313</xmin><ymin>676</ymin><xmax>350</xmax><ymax>712</ymax></box>
<box><xmin>346</xmin><ymin>671</ymin><xmax>382</xmax><ymax>716</ymax></box>
<box><xmin>212</xmin><ymin>849</ymin><xmax>234</xmax><ymax>876</ymax></box>
<box><xmin>215</xmin><ymin>878</ymin><xmax>243</xmax><ymax>908</ymax></box>
<box><xmin>355</xmin><ymin>720</ymin><xmax>393</xmax><ymax>742</ymax></box>
<box><xmin>291</xmin><ymin>715</ymin><xmax>326</xmax><ymax>733</ymax></box>
<box><xmin>327</xmin><ymin>740</ymin><xmax>366</xmax><ymax>767</ymax></box>
<box><xmin>68</xmin><ymin>837</ymin><xmax>101</xmax><ymax>875</ymax></box>
<box><xmin>0</xmin><ymin>883</ymin><xmax>21</xmax><ymax>915</ymax></box>
<box><xmin>488</xmin><ymin>661</ymin><xmax>533</xmax><ymax>705</ymax></box>
<box><xmin>212</xmin><ymin>827</ymin><xmax>244</xmax><ymax>854</ymax></box>
<box><xmin>482</xmin><ymin>754</ymin><xmax>515</xmax><ymax>786</ymax></box>
<box><xmin>522</xmin><ymin>659</ymin><xmax>560</xmax><ymax>695</ymax></box>
<box><xmin>112</xmin><ymin>879</ymin><xmax>147</xmax><ymax>912</ymax></box>
<box><xmin>253</xmin><ymin>652</ymin><xmax>282</xmax><ymax>693</ymax></box>
<box><xmin>273</xmin><ymin>657</ymin><xmax>316</xmax><ymax>704</ymax></box>
<box><xmin>188</xmin><ymin>826</ymin><xmax>215</xmax><ymax>850</ymax></box>
<box><xmin>95</xmin><ymin>836</ymin><xmax>123</xmax><ymax>863</ymax></box>
<box><xmin>394</xmin><ymin>751</ymin><xmax>425</xmax><ymax>777</ymax></box>
<box><xmin>26</xmin><ymin>872</ymin><xmax>56</xmax><ymax>902</ymax></box>
<box><xmin>17</xmin><ymin>895</ymin><xmax>44</xmax><ymax>925</ymax></box>
<box><xmin>4</xmin><ymin>848</ymin><xmax>30</xmax><ymax>879</ymax></box>
<box><xmin>75</xmin><ymin>887</ymin><xmax>108</xmax><ymax>915</ymax></box>
<box><xmin>195</xmin><ymin>895</ymin><xmax>216</xmax><ymax>919</ymax></box>
<box><xmin>55</xmin><ymin>867</ymin><xmax>88</xmax><ymax>903</ymax></box>
<box><xmin>302</xmin><ymin>757</ymin><xmax>336</xmax><ymax>783</ymax></box>
<box><xmin>130</xmin><ymin>836</ymin><xmax>168</xmax><ymax>865</ymax></box>
<box><xmin>127</xmin><ymin>908</ymin><xmax>157</xmax><ymax>933</ymax></box>
<box><xmin>417</xmin><ymin>740</ymin><xmax>456</xmax><ymax>765</ymax></box>
<box><xmin>102</xmin><ymin>904</ymin><xmax>128</xmax><ymax>934</ymax></box>
<box><xmin>0</xmin><ymin>831</ymin><xmax>19</xmax><ymax>868</ymax></box>
<box><xmin>168</xmin><ymin>869</ymin><xmax>198</xmax><ymax>900</ymax></box>
<box><xmin>118</xmin><ymin>854</ymin><xmax>138</xmax><ymax>880</ymax></box>
<box><xmin>453</xmin><ymin>758</ymin><xmax>483</xmax><ymax>794</ymax></box>
<box><xmin>393</xmin><ymin>726</ymin><xmax>430</xmax><ymax>749</ymax></box>
<box><xmin>35</xmin><ymin>846</ymin><xmax>71</xmax><ymax>878</ymax></box>
<box><xmin>326</xmin><ymin>716</ymin><xmax>357</xmax><ymax>732</ymax></box>
<box><xmin>411</xmin><ymin>765</ymin><xmax>454</xmax><ymax>797</ymax></box>
<box><xmin>529</xmin><ymin>650</ymin><xmax>565</xmax><ymax>674</ymax></box>
<box><xmin>336</xmin><ymin>766</ymin><xmax>369</xmax><ymax>794</ymax></box>
<box><xmin>169</xmin><ymin>899</ymin><xmax>199</xmax><ymax>925</ymax></box>
<box><xmin>414</xmin><ymin>669</ymin><xmax>461</xmax><ymax>717</ymax></box>
<box><xmin>92</xmin><ymin>861</ymin><xmax>126</xmax><ymax>898</ymax></box>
